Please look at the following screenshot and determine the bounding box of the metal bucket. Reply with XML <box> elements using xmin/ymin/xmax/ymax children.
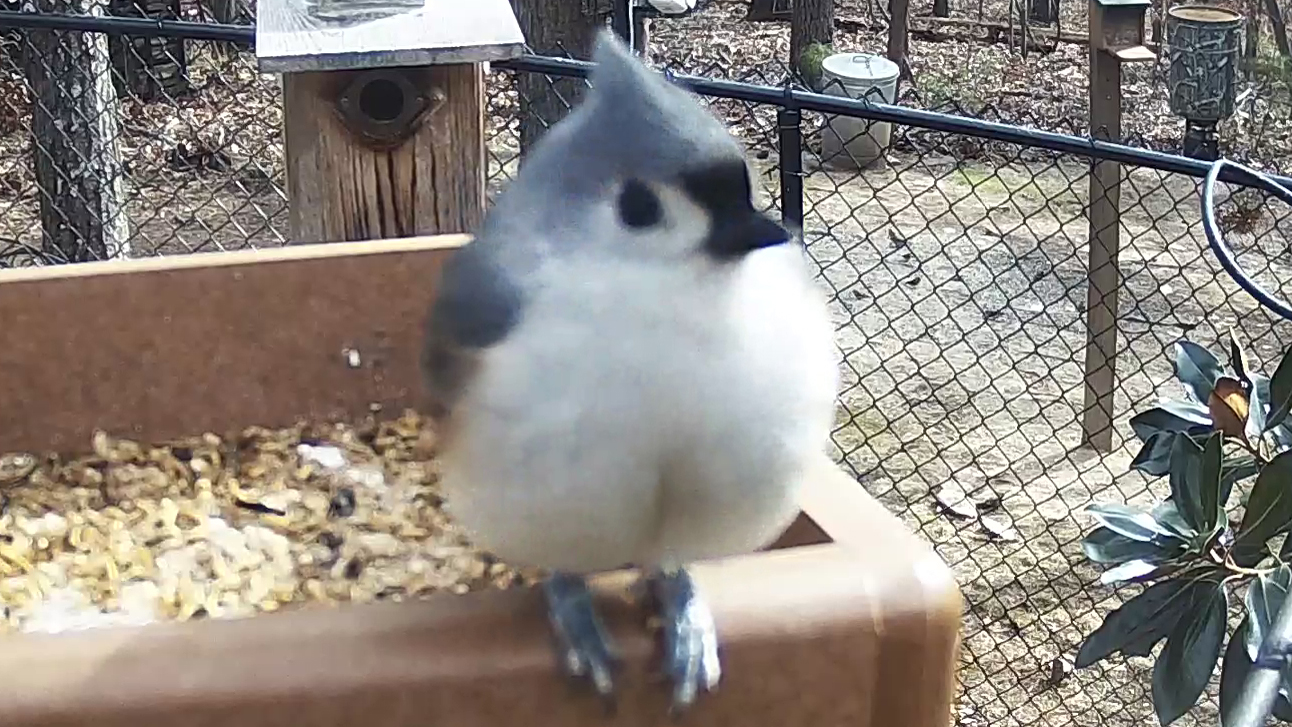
<box><xmin>1165</xmin><ymin>4</ymin><xmax>1244</xmax><ymax>123</ymax></box>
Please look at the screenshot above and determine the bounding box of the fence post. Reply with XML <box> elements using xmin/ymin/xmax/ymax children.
<box><xmin>777</xmin><ymin>104</ymin><xmax>804</xmax><ymax>229</ymax></box>
<box><xmin>254</xmin><ymin>2</ymin><xmax>524</xmax><ymax>243</ymax></box>
<box><xmin>1082</xmin><ymin>0</ymin><xmax>1154</xmax><ymax>450</ymax></box>
<box><xmin>1082</xmin><ymin>3</ymin><xmax>1125</xmax><ymax>452</ymax></box>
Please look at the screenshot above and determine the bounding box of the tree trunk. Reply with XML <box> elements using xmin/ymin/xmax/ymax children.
<box><xmin>1264</xmin><ymin>0</ymin><xmax>1292</xmax><ymax>59</ymax></box>
<box><xmin>513</xmin><ymin>0</ymin><xmax>602</xmax><ymax>159</ymax></box>
<box><xmin>1244</xmin><ymin>0</ymin><xmax>1261</xmax><ymax>76</ymax></box>
<box><xmin>887</xmin><ymin>0</ymin><xmax>910</xmax><ymax>84</ymax></box>
<box><xmin>107</xmin><ymin>0</ymin><xmax>191</xmax><ymax>102</ymax></box>
<box><xmin>791</xmin><ymin>0</ymin><xmax>835</xmax><ymax>83</ymax></box>
<box><xmin>24</xmin><ymin>0</ymin><xmax>131</xmax><ymax>262</ymax></box>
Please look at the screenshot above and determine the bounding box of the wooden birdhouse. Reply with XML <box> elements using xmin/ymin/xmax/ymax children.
<box><xmin>255</xmin><ymin>0</ymin><xmax>525</xmax><ymax>243</ymax></box>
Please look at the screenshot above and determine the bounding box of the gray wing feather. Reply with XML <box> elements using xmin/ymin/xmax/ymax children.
<box><xmin>421</xmin><ymin>243</ymin><xmax>524</xmax><ymax>421</ymax></box>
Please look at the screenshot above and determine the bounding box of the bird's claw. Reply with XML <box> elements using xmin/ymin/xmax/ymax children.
<box><xmin>649</xmin><ymin>568</ymin><xmax>721</xmax><ymax>717</ymax></box>
<box><xmin>542</xmin><ymin>572</ymin><xmax>621</xmax><ymax>711</ymax></box>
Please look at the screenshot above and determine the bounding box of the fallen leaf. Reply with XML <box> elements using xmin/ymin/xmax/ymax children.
<box><xmin>935</xmin><ymin>482</ymin><xmax>978</xmax><ymax>519</ymax></box>
<box><xmin>1045</xmin><ymin>657</ymin><xmax>1074</xmax><ymax>687</ymax></box>
<box><xmin>980</xmin><ymin>515</ymin><xmax>1020</xmax><ymax>541</ymax></box>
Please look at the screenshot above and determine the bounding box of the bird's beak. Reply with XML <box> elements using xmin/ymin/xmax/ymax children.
<box><xmin>703</xmin><ymin>211</ymin><xmax>791</xmax><ymax>260</ymax></box>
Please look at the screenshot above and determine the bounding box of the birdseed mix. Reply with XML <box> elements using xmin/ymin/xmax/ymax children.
<box><xmin>0</xmin><ymin>410</ymin><xmax>541</xmax><ymax>634</ymax></box>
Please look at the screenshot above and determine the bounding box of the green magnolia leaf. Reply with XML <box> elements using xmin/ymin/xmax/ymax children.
<box><xmin>1083</xmin><ymin>525</ymin><xmax>1186</xmax><ymax>564</ymax></box>
<box><xmin>1248</xmin><ymin>373</ymin><xmax>1271</xmax><ymax>442</ymax></box>
<box><xmin>1268</xmin><ymin>347</ymin><xmax>1292</xmax><ymax>430</ymax></box>
<box><xmin>1234</xmin><ymin>451</ymin><xmax>1292</xmax><ymax>565</ymax></box>
<box><xmin>1133</xmin><ymin>434</ymin><xmax>1178</xmax><ymax>478</ymax></box>
<box><xmin>1273</xmin><ymin>424</ymin><xmax>1292</xmax><ymax>458</ymax></box>
<box><xmin>1220</xmin><ymin>618</ymin><xmax>1292</xmax><ymax>725</ymax></box>
<box><xmin>1174</xmin><ymin>341</ymin><xmax>1226</xmax><ymax>405</ymax></box>
<box><xmin>1151</xmin><ymin>580</ymin><xmax>1228</xmax><ymax>726</ymax></box>
<box><xmin>1279</xmin><ymin>528</ymin><xmax>1292</xmax><ymax>562</ymax></box>
<box><xmin>1151</xmin><ymin>500</ymin><xmax>1198</xmax><ymax>541</ymax></box>
<box><xmin>1245</xmin><ymin>564</ymin><xmax>1292</xmax><ymax>662</ymax></box>
<box><xmin>1220</xmin><ymin>454</ymin><xmax>1260</xmax><ymax>508</ymax></box>
<box><xmin>1168</xmin><ymin>432</ymin><xmax>1224</xmax><ymax>535</ymax></box>
<box><xmin>1130</xmin><ymin>404</ymin><xmax>1215</xmax><ymax>478</ymax></box>
<box><xmin>1131</xmin><ymin>403</ymin><xmax>1214</xmax><ymax>443</ymax></box>
<box><xmin>1101</xmin><ymin>559</ymin><xmax>1168</xmax><ymax>585</ymax></box>
<box><xmin>1229</xmin><ymin>329</ymin><xmax>1254</xmax><ymax>388</ymax></box>
<box><xmin>1075</xmin><ymin>576</ymin><xmax>1209</xmax><ymax>668</ymax></box>
<box><xmin>1087</xmin><ymin>503</ymin><xmax>1191</xmax><ymax>544</ymax></box>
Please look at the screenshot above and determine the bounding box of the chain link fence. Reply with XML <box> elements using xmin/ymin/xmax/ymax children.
<box><xmin>2</xmin><ymin>9</ymin><xmax>1292</xmax><ymax>727</ymax></box>
<box><xmin>0</xmin><ymin>15</ymin><xmax>282</xmax><ymax>263</ymax></box>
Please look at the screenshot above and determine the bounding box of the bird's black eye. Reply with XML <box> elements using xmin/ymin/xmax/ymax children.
<box><xmin>617</xmin><ymin>179</ymin><xmax>662</xmax><ymax>229</ymax></box>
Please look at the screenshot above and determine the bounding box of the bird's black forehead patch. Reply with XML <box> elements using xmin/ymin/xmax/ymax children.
<box><xmin>678</xmin><ymin>159</ymin><xmax>752</xmax><ymax>214</ymax></box>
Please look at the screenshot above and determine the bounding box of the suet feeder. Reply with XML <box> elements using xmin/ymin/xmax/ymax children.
<box><xmin>1165</xmin><ymin>4</ymin><xmax>1244</xmax><ymax>160</ymax></box>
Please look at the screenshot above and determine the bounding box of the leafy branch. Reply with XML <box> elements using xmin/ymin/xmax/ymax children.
<box><xmin>1076</xmin><ymin>331</ymin><xmax>1292</xmax><ymax>726</ymax></box>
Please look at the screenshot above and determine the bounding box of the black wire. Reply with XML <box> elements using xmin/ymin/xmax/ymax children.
<box><xmin>0</xmin><ymin>10</ymin><xmax>253</xmax><ymax>42</ymax></box>
<box><xmin>1202</xmin><ymin>158</ymin><xmax>1292</xmax><ymax>321</ymax></box>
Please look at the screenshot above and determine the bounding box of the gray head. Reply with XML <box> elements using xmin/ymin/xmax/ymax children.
<box><xmin>482</xmin><ymin>30</ymin><xmax>789</xmax><ymax>266</ymax></box>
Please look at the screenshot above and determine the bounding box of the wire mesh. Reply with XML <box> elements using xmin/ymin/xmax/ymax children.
<box><xmin>0</xmin><ymin>17</ymin><xmax>283</xmax><ymax>266</ymax></box>
<box><xmin>3</xmin><ymin>9</ymin><xmax>1292</xmax><ymax>727</ymax></box>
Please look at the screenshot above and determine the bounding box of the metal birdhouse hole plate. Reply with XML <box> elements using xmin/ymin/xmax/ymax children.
<box><xmin>335</xmin><ymin>69</ymin><xmax>443</xmax><ymax>150</ymax></box>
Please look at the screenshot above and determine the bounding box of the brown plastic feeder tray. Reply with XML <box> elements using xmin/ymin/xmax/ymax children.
<box><xmin>0</xmin><ymin>235</ymin><xmax>962</xmax><ymax>727</ymax></box>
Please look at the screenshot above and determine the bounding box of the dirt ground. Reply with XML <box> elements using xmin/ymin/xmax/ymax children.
<box><xmin>0</xmin><ymin>6</ymin><xmax>1290</xmax><ymax>726</ymax></box>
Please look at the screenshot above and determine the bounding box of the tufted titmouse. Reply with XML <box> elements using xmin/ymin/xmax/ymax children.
<box><xmin>420</xmin><ymin>30</ymin><xmax>839</xmax><ymax>715</ymax></box>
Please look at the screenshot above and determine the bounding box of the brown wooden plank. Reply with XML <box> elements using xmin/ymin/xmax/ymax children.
<box><xmin>0</xmin><ymin>235</ymin><xmax>468</xmax><ymax>455</ymax></box>
<box><xmin>283</xmin><ymin>64</ymin><xmax>487</xmax><ymax>244</ymax></box>
<box><xmin>0</xmin><ymin>460</ymin><xmax>963</xmax><ymax>727</ymax></box>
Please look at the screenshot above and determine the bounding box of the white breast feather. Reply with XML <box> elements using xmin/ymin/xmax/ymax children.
<box><xmin>438</xmin><ymin>242</ymin><xmax>839</xmax><ymax>573</ymax></box>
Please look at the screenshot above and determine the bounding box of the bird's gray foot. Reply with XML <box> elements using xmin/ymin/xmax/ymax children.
<box><xmin>542</xmin><ymin>571</ymin><xmax>620</xmax><ymax>710</ymax></box>
<box><xmin>648</xmin><ymin>567</ymin><xmax>721</xmax><ymax>716</ymax></box>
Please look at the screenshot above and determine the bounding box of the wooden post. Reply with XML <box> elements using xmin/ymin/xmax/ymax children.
<box><xmin>1083</xmin><ymin>48</ymin><xmax>1122</xmax><ymax>452</ymax></box>
<box><xmin>1082</xmin><ymin>0</ymin><xmax>1153</xmax><ymax>451</ymax></box>
<box><xmin>255</xmin><ymin>0</ymin><xmax>524</xmax><ymax>243</ymax></box>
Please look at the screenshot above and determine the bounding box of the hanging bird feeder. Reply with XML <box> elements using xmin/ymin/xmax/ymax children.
<box><xmin>1165</xmin><ymin>4</ymin><xmax>1245</xmax><ymax>160</ymax></box>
